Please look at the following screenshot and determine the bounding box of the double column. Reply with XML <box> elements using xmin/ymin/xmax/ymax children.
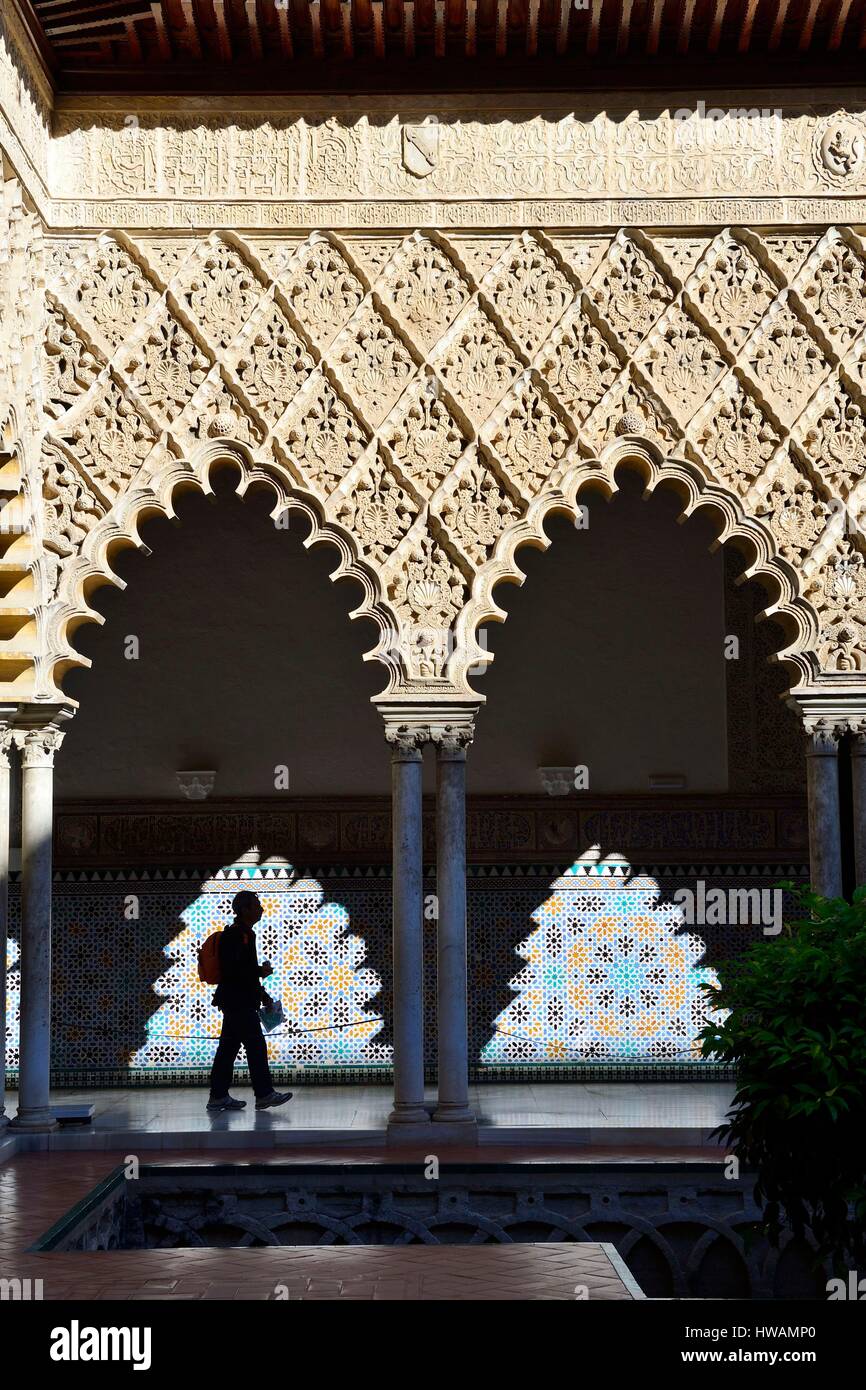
<box><xmin>795</xmin><ymin>697</ymin><xmax>866</xmax><ymax>896</ymax></box>
<box><xmin>803</xmin><ymin>717</ymin><xmax>844</xmax><ymax>899</ymax></box>
<box><xmin>0</xmin><ymin>717</ymin><xmax>67</xmax><ymax>1132</ymax></box>
<box><xmin>384</xmin><ymin>708</ymin><xmax>477</xmax><ymax>1134</ymax></box>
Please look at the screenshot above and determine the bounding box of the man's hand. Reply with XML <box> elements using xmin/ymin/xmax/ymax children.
<box><xmin>259</xmin><ymin>961</ymin><xmax>274</xmax><ymax>978</ymax></box>
<box><xmin>261</xmin><ymin>992</ymin><xmax>274</xmax><ymax>1010</ymax></box>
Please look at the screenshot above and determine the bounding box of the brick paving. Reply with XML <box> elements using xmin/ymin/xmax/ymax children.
<box><xmin>0</xmin><ymin>1148</ymin><xmax>643</xmax><ymax>1301</ymax></box>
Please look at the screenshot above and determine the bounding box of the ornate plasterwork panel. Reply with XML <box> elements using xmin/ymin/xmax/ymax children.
<box><xmin>33</xmin><ymin>96</ymin><xmax>866</xmax><ymax>234</ymax></box>
<box><xmin>18</xmin><ymin>215</ymin><xmax>866</xmax><ymax>711</ymax></box>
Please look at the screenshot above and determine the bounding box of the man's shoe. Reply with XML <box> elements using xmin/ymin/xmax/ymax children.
<box><xmin>255</xmin><ymin>1091</ymin><xmax>293</xmax><ymax>1110</ymax></box>
<box><xmin>206</xmin><ymin>1096</ymin><xmax>247</xmax><ymax>1112</ymax></box>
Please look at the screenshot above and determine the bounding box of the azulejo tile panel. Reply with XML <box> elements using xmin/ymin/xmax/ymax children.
<box><xmin>4</xmin><ymin>851</ymin><xmax>805</xmax><ymax>1083</ymax></box>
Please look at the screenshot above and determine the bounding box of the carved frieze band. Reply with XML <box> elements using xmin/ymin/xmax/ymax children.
<box><xmin>41</xmin><ymin>102</ymin><xmax>866</xmax><ymax>230</ymax></box>
<box><xmin>53</xmin><ymin>795</ymin><xmax>808</xmax><ymax>867</ymax></box>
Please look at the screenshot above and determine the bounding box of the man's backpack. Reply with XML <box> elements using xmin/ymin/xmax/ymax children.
<box><xmin>198</xmin><ymin>931</ymin><xmax>222</xmax><ymax>985</ymax></box>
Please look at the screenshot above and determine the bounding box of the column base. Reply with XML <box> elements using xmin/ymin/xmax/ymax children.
<box><xmin>387</xmin><ymin>1103</ymin><xmax>430</xmax><ymax>1126</ymax></box>
<box><xmin>10</xmin><ymin>1111</ymin><xmax>57</xmax><ymax>1132</ymax></box>
<box><xmin>386</xmin><ymin>1117</ymin><xmax>479</xmax><ymax>1145</ymax></box>
<box><xmin>432</xmin><ymin>1104</ymin><xmax>476</xmax><ymax>1124</ymax></box>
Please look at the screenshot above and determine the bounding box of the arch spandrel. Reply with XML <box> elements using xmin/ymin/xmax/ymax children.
<box><xmin>16</xmin><ymin>220</ymin><xmax>866</xmax><ymax>707</ymax></box>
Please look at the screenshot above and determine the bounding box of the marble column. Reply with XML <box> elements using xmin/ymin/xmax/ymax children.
<box><xmin>0</xmin><ymin>724</ymin><xmax>14</xmax><ymax>1128</ymax></box>
<box><xmin>433</xmin><ymin>727</ymin><xmax>475</xmax><ymax>1124</ymax></box>
<box><xmin>386</xmin><ymin>727</ymin><xmax>428</xmax><ymax>1125</ymax></box>
<box><xmin>851</xmin><ymin>727</ymin><xmax>866</xmax><ymax>890</ymax></box>
<box><xmin>12</xmin><ymin>724</ymin><xmax>64</xmax><ymax>1130</ymax></box>
<box><xmin>804</xmin><ymin>720</ymin><xmax>843</xmax><ymax>900</ymax></box>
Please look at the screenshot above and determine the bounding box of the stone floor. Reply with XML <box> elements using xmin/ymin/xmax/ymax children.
<box><xmin>0</xmin><ymin>1149</ymin><xmax>645</xmax><ymax>1300</ymax></box>
<box><xmin>1</xmin><ymin>1081</ymin><xmax>733</xmax><ymax>1155</ymax></box>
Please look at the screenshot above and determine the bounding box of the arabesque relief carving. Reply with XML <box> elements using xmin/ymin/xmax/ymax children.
<box><xmin>13</xmin><ymin>218</ymin><xmax>866</xmax><ymax>708</ymax></box>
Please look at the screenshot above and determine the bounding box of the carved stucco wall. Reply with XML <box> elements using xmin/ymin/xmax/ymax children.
<box><xmin>2</xmin><ymin>7</ymin><xmax>866</xmax><ymax>715</ymax></box>
<box><xmin>29</xmin><ymin>217</ymin><xmax>865</xmax><ymax>709</ymax></box>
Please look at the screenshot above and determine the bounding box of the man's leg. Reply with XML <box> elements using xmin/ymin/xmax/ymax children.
<box><xmin>209</xmin><ymin>1010</ymin><xmax>243</xmax><ymax>1100</ymax></box>
<box><xmin>238</xmin><ymin>1008</ymin><xmax>276</xmax><ymax>1100</ymax></box>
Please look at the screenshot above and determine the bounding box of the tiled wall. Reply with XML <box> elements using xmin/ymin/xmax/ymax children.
<box><xmin>4</xmin><ymin>841</ymin><xmax>806</xmax><ymax>1085</ymax></box>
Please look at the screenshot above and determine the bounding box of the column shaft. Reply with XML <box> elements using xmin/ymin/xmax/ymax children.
<box><xmin>851</xmin><ymin>735</ymin><xmax>866</xmax><ymax>890</ymax></box>
<box><xmin>805</xmin><ymin>726</ymin><xmax>843</xmax><ymax>900</ymax></box>
<box><xmin>433</xmin><ymin>743</ymin><xmax>474</xmax><ymax>1123</ymax></box>
<box><xmin>388</xmin><ymin>742</ymin><xmax>427</xmax><ymax>1125</ymax></box>
<box><xmin>14</xmin><ymin>727</ymin><xmax>63</xmax><ymax>1130</ymax></box>
<box><xmin>0</xmin><ymin>731</ymin><xmax>12</xmax><ymax>1127</ymax></box>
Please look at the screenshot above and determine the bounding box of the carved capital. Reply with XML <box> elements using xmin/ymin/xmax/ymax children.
<box><xmin>384</xmin><ymin>723</ymin><xmax>426</xmax><ymax>758</ymax></box>
<box><xmin>803</xmin><ymin>717</ymin><xmax>845</xmax><ymax>754</ymax></box>
<box><xmin>14</xmin><ymin>724</ymin><xmax>65</xmax><ymax>769</ymax></box>
<box><xmin>0</xmin><ymin>727</ymin><xmax>15</xmax><ymax>771</ymax></box>
<box><xmin>430</xmin><ymin>721</ymin><xmax>474</xmax><ymax>758</ymax></box>
<box><xmin>378</xmin><ymin>699</ymin><xmax>480</xmax><ymax>758</ymax></box>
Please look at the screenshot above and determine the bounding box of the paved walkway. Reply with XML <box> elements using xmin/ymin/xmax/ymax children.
<box><xmin>1</xmin><ymin>1081</ymin><xmax>732</xmax><ymax>1155</ymax></box>
<box><xmin>0</xmin><ymin>1150</ymin><xmax>644</xmax><ymax>1301</ymax></box>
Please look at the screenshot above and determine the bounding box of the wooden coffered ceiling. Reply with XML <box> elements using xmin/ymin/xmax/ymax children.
<box><xmin>14</xmin><ymin>0</ymin><xmax>866</xmax><ymax>92</ymax></box>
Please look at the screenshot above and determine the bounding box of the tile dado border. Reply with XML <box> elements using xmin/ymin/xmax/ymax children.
<box><xmin>53</xmin><ymin>795</ymin><xmax>808</xmax><ymax>868</ymax></box>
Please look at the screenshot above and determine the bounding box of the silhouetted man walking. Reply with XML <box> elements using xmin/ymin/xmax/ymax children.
<box><xmin>207</xmin><ymin>890</ymin><xmax>293</xmax><ymax>1112</ymax></box>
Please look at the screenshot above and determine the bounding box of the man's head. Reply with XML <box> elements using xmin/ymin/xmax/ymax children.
<box><xmin>232</xmin><ymin>890</ymin><xmax>263</xmax><ymax>926</ymax></box>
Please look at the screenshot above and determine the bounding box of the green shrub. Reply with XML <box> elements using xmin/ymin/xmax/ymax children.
<box><xmin>698</xmin><ymin>885</ymin><xmax>866</xmax><ymax>1274</ymax></box>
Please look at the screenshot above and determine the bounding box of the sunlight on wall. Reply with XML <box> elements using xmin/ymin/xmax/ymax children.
<box><xmin>481</xmin><ymin>847</ymin><xmax>720</xmax><ymax>1065</ymax></box>
<box><xmin>4</xmin><ymin>937</ymin><xmax>19</xmax><ymax>1069</ymax></box>
<box><xmin>131</xmin><ymin>851</ymin><xmax>390</xmax><ymax>1070</ymax></box>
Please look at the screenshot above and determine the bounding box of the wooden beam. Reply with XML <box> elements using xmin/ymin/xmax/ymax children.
<box><xmin>213</xmin><ymin>0</ymin><xmax>233</xmax><ymax>59</ymax></box>
<box><xmin>340</xmin><ymin>0</ymin><xmax>353</xmax><ymax>56</ymax></box>
<box><xmin>310</xmin><ymin>0</ymin><xmax>324</xmax><ymax>56</ymax></box>
<box><xmin>496</xmin><ymin>0</ymin><xmax>507</xmax><ymax>56</ymax></box>
<box><xmin>556</xmin><ymin>0</ymin><xmax>570</xmax><ymax>54</ymax></box>
<box><xmin>769</xmin><ymin>0</ymin><xmax>792</xmax><ymax>50</ymax></box>
<box><xmin>466</xmin><ymin>0</ymin><xmax>477</xmax><ymax>55</ymax></box>
<box><xmin>274</xmin><ymin>0</ymin><xmax>293</xmax><ymax>55</ymax></box>
<box><xmin>616</xmin><ymin>0</ymin><xmax>633</xmax><ymax>55</ymax></box>
<box><xmin>676</xmin><ymin>0</ymin><xmax>697</xmax><ymax>53</ymax></box>
<box><xmin>180</xmin><ymin>0</ymin><xmax>202</xmax><ymax>57</ymax></box>
<box><xmin>150</xmin><ymin>0</ymin><xmax>171</xmax><ymax>58</ymax></box>
<box><xmin>43</xmin><ymin>11</ymin><xmax>151</xmax><ymax>37</ymax></box>
<box><xmin>246</xmin><ymin>0</ymin><xmax>262</xmax><ymax>58</ymax></box>
<box><xmin>587</xmin><ymin>0</ymin><xmax>603</xmax><ymax>55</ymax></box>
<box><xmin>371</xmin><ymin>0</ymin><xmax>384</xmax><ymax>56</ymax></box>
<box><xmin>828</xmin><ymin>0</ymin><xmax>855</xmax><ymax>48</ymax></box>
<box><xmin>36</xmin><ymin>1</ymin><xmax>141</xmax><ymax>16</ymax></box>
<box><xmin>737</xmin><ymin>0</ymin><xmax>759</xmax><ymax>52</ymax></box>
<box><xmin>125</xmin><ymin>17</ymin><xmax>142</xmax><ymax>59</ymax></box>
<box><xmin>708</xmin><ymin>0</ymin><xmax>729</xmax><ymax>52</ymax></box>
<box><xmin>435</xmin><ymin>0</ymin><xmax>445</xmax><ymax>56</ymax></box>
<box><xmin>798</xmin><ymin>0</ymin><xmax>821</xmax><ymax>49</ymax></box>
<box><xmin>646</xmin><ymin>0</ymin><xmax>664</xmax><ymax>54</ymax></box>
<box><xmin>526</xmin><ymin>0</ymin><xmax>539</xmax><ymax>55</ymax></box>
